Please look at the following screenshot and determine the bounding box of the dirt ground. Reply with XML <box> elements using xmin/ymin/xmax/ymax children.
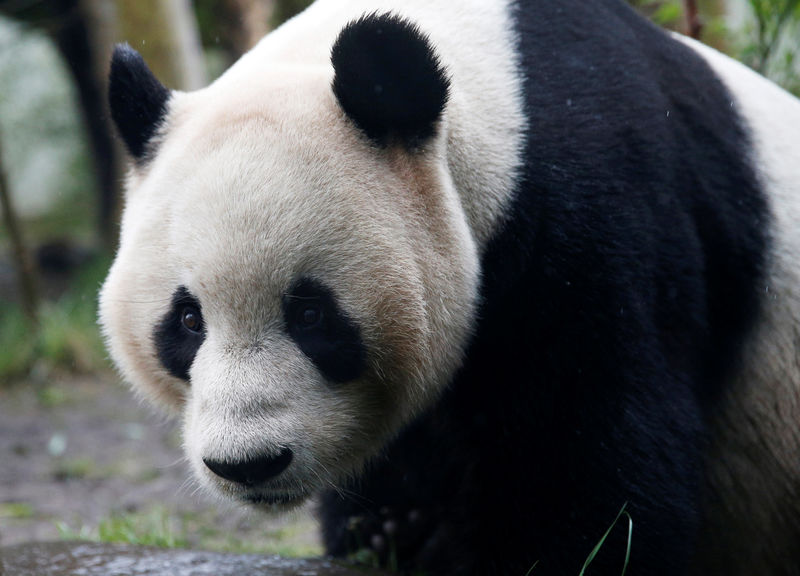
<box><xmin>0</xmin><ymin>371</ymin><xmax>321</xmax><ymax>554</ymax></box>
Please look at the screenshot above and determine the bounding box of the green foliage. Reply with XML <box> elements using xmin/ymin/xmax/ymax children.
<box><xmin>0</xmin><ymin>502</ymin><xmax>35</xmax><ymax>519</ymax></box>
<box><xmin>57</xmin><ymin>508</ymin><xmax>187</xmax><ymax>549</ymax></box>
<box><xmin>738</xmin><ymin>0</ymin><xmax>800</xmax><ymax>92</ymax></box>
<box><xmin>629</xmin><ymin>0</ymin><xmax>685</xmax><ymax>28</ymax></box>
<box><xmin>57</xmin><ymin>507</ymin><xmax>323</xmax><ymax>556</ymax></box>
<box><xmin>0</xmin><ymin>256</ymin><xmax>111</xmax><ymax>382</ymax></box>
<box><xmin>652</xmin><ymin>1</ymin><xmax>684</xmax><ymax>26</ymax></box>
<box><xmin>629</xmin><ymin>0</ymin><xmax>800</xmax><ymax>95</ymax></box>
<box><xmin>36</xmin><ymin>384</ymin><xmax>69</xmax><ymax>408</ymax></box>
<box><xmin>0</xmin><ymin>304</ymin><xmax>37</xmax><ymax>378</ymax></box>
<box><xmin>746</xmin><ymin>0</ymin><xmax>800</xmax><ymax>65</ymax></box>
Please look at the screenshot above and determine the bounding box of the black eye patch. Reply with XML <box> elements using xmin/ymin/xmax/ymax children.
<box><xmin>154</xmin><ymin>286</ymin><xmax>206</xmax><ymax>381</ymax></box>
<box><xmin>282</xmin><ymin>278</ymin><xmax>366</xmax><ymax>384</ymax></box>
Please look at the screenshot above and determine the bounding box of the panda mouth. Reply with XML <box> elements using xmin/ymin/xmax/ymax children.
<box><xmin>239</xmin><ymin>490</ymin><xmax>309</xmax><ymax>508</ymax></box>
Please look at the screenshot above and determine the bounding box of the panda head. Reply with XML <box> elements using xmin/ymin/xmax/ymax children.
<box><xmin>100</xmin><ymin>14</ymin><xmax>479</xmax><ymax>507</ymax></box>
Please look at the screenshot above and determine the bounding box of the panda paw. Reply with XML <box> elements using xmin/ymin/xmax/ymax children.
<box><xmin>345</xmin><ymin>506</ymin><xmax>430</xmax><ymax>569</ymax></box>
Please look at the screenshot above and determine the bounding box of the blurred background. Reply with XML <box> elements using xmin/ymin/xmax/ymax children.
<box><xmin>0</xmin><ymin>0</ymin><xmax>798</xmax><ymax>558</ymax></box>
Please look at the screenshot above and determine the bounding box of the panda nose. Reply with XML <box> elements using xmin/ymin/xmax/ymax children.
<box><xmin>203</xmin><ymin>448</ymin><xmax>293</xmax><ymax>485</ymax></box>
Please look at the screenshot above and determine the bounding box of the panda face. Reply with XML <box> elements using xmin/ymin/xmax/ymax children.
<box><xmin>100</xmin><ymin>55</ymin><xmax>480</xmax><ymax>505</ymax></box>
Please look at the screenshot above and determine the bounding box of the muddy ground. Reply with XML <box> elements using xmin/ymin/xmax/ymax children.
<box><xmin>0</xmin><ymin>371</ymin><xmax>321</xmax><ymax>555</ymax></box>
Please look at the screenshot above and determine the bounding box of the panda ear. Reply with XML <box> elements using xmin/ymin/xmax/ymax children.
<box><xmin>108</xmin><ymin>43</ymin><xmax>171</xmax><ymax>162</ymax></box>
<box><xmin>331</xmin><ymin>13</ymin><xmax>450</xmax><ymax>148</ymax></box>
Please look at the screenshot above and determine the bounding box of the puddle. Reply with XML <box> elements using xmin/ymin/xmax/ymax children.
<box><xmin>0</xmin><ymin>542</ymin><xmax>381</xmax><ymax>575</ymax></box>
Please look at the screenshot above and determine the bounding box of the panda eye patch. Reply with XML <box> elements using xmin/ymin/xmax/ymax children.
<box><xmin>154</xmin><ymin>286</ymin><xmax>206</xmax><ymax>381</ymax></box>
<box><xmin>283</xmin><ymin>278</ymin><xmax>366</xmax><ymax>384</ymax></box>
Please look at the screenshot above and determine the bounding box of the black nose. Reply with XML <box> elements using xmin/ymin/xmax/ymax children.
<box><xmin>203</xmin><ymin>448</ymin><xmax>293</xmax><ymax>485</ymax></box>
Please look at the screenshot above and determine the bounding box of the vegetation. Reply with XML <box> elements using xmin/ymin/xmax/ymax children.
<box><xmin>630</xmin><ymin>0</ymin><xmax>800</xmax><ymax>94</ymax></box>
<box><xmin>577</xmin><ymin>504</ymin><xmax>633</xmax><ymax>576</ymax></box>
<box><xmin>739</xmin><ymin>0</ymin><xmax>800</xmax><ymax>92</ymax></box>
<box><xmin>0</xmin><ymin>256</ymin><xmax>110</xmax><ymax>381</ymax></box>
<box><xmin>56</xmin><ymin>506</ymin><xmax>323</xmax><ymax>557</ymax></box>
<box><xmin>0</xmin><ymin>502</ymin><xmax>35</xmax><ymax>520</ymax></box>
<box><xmin>57</xmin><ymin>508</ymin><xmax>188</xmax><ymax>549</ymax></box>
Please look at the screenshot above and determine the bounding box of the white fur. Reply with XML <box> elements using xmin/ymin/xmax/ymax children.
<box><xmin>677</xmin><ymin>36</ymin><xmax>800</xmax><ymax>573</ymax></box>
<box><xmin>100</xmin><ymin>0</ymin><xmax>524</xmax><ymax>505</ymax></box>
<box><xmin>225</xmin><ymin>0</ymin><xmax>526</xmax><ymax>249</ymax></box>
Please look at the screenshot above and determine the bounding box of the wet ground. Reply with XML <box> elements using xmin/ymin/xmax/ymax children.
<box><xmin>0</xmin><ymin>542</ymin><xmax>381</xmax><ymax>575</ymax></box>
<box><xmin>0</xmin><ymin>372</ymin><xmax>322</xmax><ymax>555</ymax></box>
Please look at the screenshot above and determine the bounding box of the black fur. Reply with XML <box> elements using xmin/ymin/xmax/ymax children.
<box><xmin>331</xmin><ymin>13</ymin><xmax>450</xmax><ymax>148</ymax></box>
<box><xmin>321</xmin><ymin>1</ymin><xmax>769</xmax><ymax>575</ymax></box>
<box><xmin>282</xmin><ymin>278</ymin><xmax>366</xmax><ymax>384</ymax></box>
<box><xmin>154</xmin><ymin>286</ymin><xmax>206</xmax><ymax>381</ymax></box>
<box><xmin>108</xmin><ymin>43</ymin><xmax>170</xmax><ymax>161</ymax></box>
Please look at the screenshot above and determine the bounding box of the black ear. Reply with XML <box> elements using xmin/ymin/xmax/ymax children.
<box><xmin>108</xmin><ymin>44</ymin><xmax>171</xmax><ymax>162</ymax></box>
<box><xmin>331</xmin><ymin>13</ymin><xmax>450</xmax><ymax>148</ymax></box>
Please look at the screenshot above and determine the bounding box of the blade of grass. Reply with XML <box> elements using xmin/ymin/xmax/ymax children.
<box><xmin>578</xmin><ymin>503</ymin><xmax>633</xmax><ymax>576</ymax></box>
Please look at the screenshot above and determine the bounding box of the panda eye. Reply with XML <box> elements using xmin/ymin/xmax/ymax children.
<box><xmin>181</xmin><ymin>306</ymin><xmax>203</xmax><ymax>334</ymax></box>
<box><xmin>296</xmin><ymin>304</ymin><xmax>323</xmax><ymax>329</ymax></box>
<box><xmin>154</xmin><ymin>286</ymin><xmax>205</xmax><ymax>382</ymax></box>
<box><xmin>282</xmin><ymin>277</ymin><xmax>366</xmax><ymax>384</ymax></box>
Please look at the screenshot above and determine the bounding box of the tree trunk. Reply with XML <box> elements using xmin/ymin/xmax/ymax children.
<box><xmin>51</xmin><ymin>0</ymin><xmax>124</xmax><ymax>250</ymax></box>
<box><xmin>219</xmin><ymin>0</ymin><xmax>276</xmax><ymax>58</ymax></box>
<box><xmin>0</xmin><ymin>0</ymin><xmax>127</xmax><ymax>251</ymax></box>
<box><xmin>0</xmin><ymin>131</ymin><xmax>39</xmax><ymax>327</ymax></box>
<box><xmin>684</xmin><ymin>0</ymin><xmax>703</xmax><ymax>38</ymax></box>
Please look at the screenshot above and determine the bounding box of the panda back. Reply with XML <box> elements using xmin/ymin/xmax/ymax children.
<box><xmin>677</xmin><ymin>35</ymin><xmax>800</xmax><ymax>575</ymax></box>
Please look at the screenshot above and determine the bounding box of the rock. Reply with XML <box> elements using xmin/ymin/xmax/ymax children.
<box><xmin>0</xmin><ymin>542</ymin><xmax>382</xmax><ymax>576</ymax></box>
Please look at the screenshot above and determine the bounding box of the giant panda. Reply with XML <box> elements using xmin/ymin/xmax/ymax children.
<box><xmin>98</xmin><ymin>0</ymin><xmax>800</xmax><ymax>574</ymax></box>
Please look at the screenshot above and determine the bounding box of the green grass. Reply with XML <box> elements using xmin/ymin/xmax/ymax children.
<box><xmin>0</xmin><ymin>304</ymin><xmax>38</xmax><ymax>377</ymax></box>
<box><xmin>56</xmin><ymin>507</ymin><xmax>323</xmax><ymax>557</ymax></box>
<box><xmin>52</xmin><ymin>457</ymin><xmax>99</xmax><ymax>481</ymax></box>
<box><xmin>523</xmin><ymin>503</ymin><xmax>633</xmax><ymax>576</ymax></box>
<box><xmin>578</xmin><ymin>503</ymin><xmax>632</xmax><ymax>576</ymax></box>
<box><xmin>0</xmin><ymin>255</ymin><xmax>111</xmax><ymax>382</ymax></box>
<box><xmin>0</xmin><ymin>502</ymin><xmax>35</xmax><ymax>519</ymax></box>
<box><xmin>180</xmin><ymin>511</ymin><xmax>323</xmax><ymax>557</ymax></box>
<box><xmin>36</xmin><ymin>385</ymin><xmax>70</xmax><ymax>408</ymax></box>
<box><xmin>57</xmin><ymin>507</ymin><xmax>187</xmax><ymax>549</ymax></box>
